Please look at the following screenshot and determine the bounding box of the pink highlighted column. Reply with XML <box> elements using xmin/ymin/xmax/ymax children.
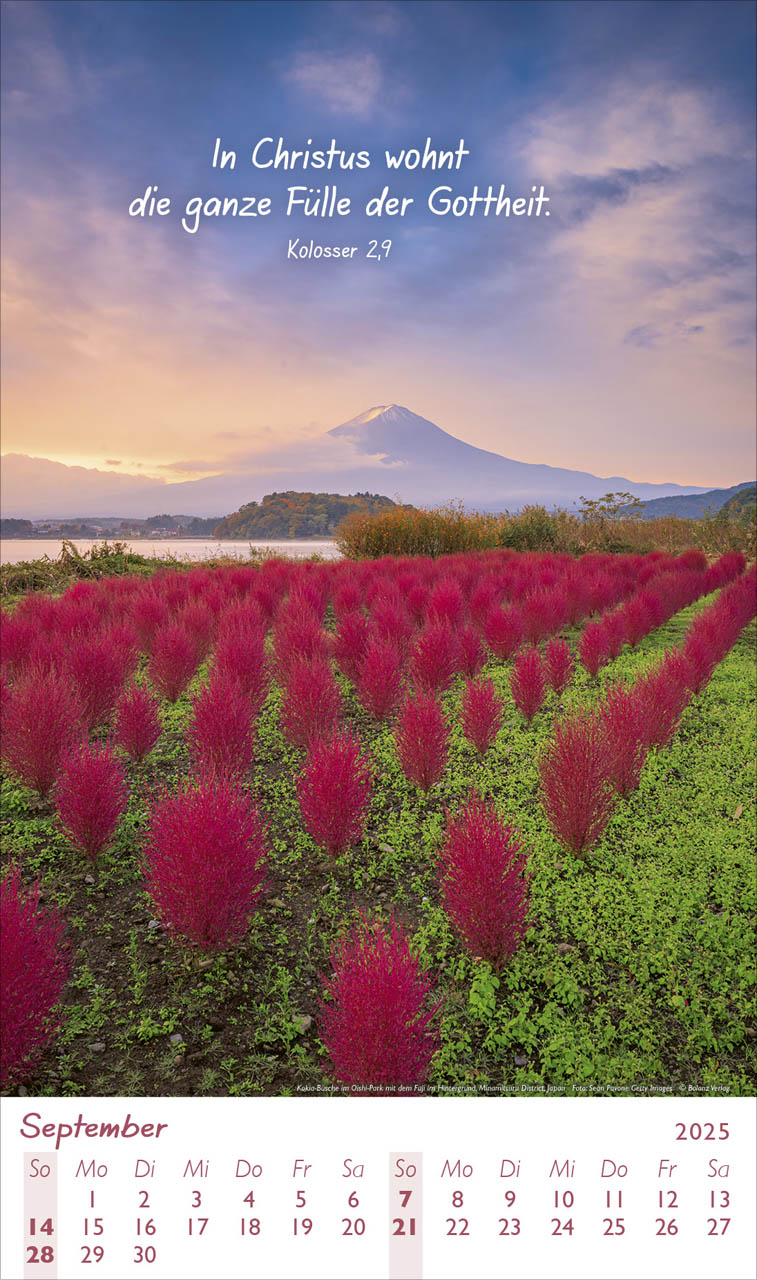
<box><xmin>389</xmin><ymin>1151</ymin><xmax>422</xmax><ymax>1280</ymax></box>
<box><xmin>24</xmin><ymin>1153</ymin><xmax>58</xmax><ymax>1279</ymax></box>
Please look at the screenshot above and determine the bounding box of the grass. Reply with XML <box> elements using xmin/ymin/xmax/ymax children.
<box><xmin>1</xmin><ymin>596</ymin><xmax>755</xmax><ymax>1099</ymax></box>
<box><xmin>336</xmin><ymin>501</ymin><xmax>757</xmax><ymax>560</ymax></box>
<box><xmin>0</xmin><ymin>539</ymin><xmax>330</xmax><ymax>604</ymax></box>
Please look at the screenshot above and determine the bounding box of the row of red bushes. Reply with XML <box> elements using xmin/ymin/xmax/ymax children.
<box><xmin>540</xmin><ymin>569</ymin><xmax>757</xmax><ymax>856</ymax></box>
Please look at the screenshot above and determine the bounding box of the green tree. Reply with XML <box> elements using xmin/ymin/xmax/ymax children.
<box><xmin>577</xmin><ymin>492</ymin><xmax>643</xmax><ymax>521</ymax></box>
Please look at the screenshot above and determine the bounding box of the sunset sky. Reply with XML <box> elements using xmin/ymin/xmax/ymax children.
<box><xmin>2</xmin><ymin>0</ymin><xmax>755</xmax><ymax>502</ymax></box>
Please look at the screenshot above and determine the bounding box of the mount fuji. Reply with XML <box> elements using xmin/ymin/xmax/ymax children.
<box><xmin>2</xmin><ymin>403</ymin><xmax>709</xmax><ymax>519</ymax></box>
<box><xmin>325</xmin><ymin>404</ymin><xmax>708</xmax><ymax>509</ymax></box>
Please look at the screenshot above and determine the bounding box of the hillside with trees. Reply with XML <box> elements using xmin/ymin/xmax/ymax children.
<box><xmin>722</xmin><ymin>484</ymin><xmax>756</xmax><ymax>517</ymax></box>
<box><xmin>634</xmin><ymin>481</ymin><xmax>754</xmax><ymax>519</ymax></box>
<box><xmin>213</xmin><ymin>491</ymin><xmax>406</xmax><ymax>539</ymax></box>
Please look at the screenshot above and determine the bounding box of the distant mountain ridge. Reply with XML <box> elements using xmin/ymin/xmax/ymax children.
<box><xmin>1</xmin><ymin>402</ymin><xmax>719</xmax><ymax>518</ymax></box>
<box><xmin>636</xmin><ymin>481</ymin><xmax>755</xmax><ymax>519</ymax></box>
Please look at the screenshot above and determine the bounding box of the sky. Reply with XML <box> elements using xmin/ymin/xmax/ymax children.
<box><xmin>1</xmin><ymin>0</ymin><xmax>755</xmax><ymax>501</ymax></box>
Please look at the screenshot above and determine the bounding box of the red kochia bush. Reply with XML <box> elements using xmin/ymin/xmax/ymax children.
<box><xmin>410</xmin><ymin>623</ymin><xmax>459</xmax><ymax>693</ymax></box>
<box><xmin>132</xmin><ymin>592</ymin><xmax>170</xmax><ymax>653</ymax></box>
<box><xmin>522</xmin><ymin>589</ymin><xmax>558</xmax><ymax>645</ymax></box>
<box><xmin>141</xmin><ymin>777</ymin><xmax>268</xmax><ymax>951</ymax></box>
<box><xmin>213</xmin><ymin>624</ymin><xmax>269</xmax><ymax>719</ymax></box>
<box><xmin>176</xmin><ymin>601</ymin><xmax>215</xmax><ymax>664</ymax></box>
<box><xmin>356</xmin><ymin>637</ymin><xmax>405</xmax><ymax>720</ymax></box>
<box><xmin>457</xmin><ymin>624</ymin><xmax>485</xmax><ymax>678</ymax></box>
<box><xmin>319</xmin><ymin>913</ymin><xmax>441</xmax><ymax>1091</ymax></box>
<box><xmin>273</xmin><ymin>599</ymin><xmax>330</xmax><ymax>681</ymax></box>
<box><xmin>394</xmin><ymin>692</ymin><xmax>449</xmax><ymax>791</ymax></box>
<box><xmin>484</xmin><ymin>605</ymin><xmax>525</xmax><ymax>661</ymax></box>
<box><xmin>540</xmin><ymin>711</ymin><xmax>616</xmax><ymax>856</ymax></box>
<box><xmin>114</xmin><ymin>684</ymin><xmax>162</xmax><ymax>763</ymax></box>
<box><xmin>298</xmin><ymin>730</ymin><xmax>372</xmax><ymax>856</ymax></box>
<box><xmin>579</xmin><ymin>620</ymin><xmax>609</xmax><ymax>676</ymax></box>
<box><xmin>599</xmin><ymin>684</ymin><xmax>647</xmax><ymax>798</ymax></box>
<box><xmin>0</xmin><ymin>613</ymin><xmax>35</xmax><ymax>678</ymax></box>
<box><xmin>681</xmin><ymin>629</ymin><xmax>719</xmax><ymax>695</ymax></box>
<box><xmin>371</xmin><ymin>597</ymin><xmax>414</xmax><ymax>653</ymax></box>
<box><xmin>439</xmin><ymin>794</ymin><xmax>531</xmax><ymax>967</ymax></box>
<box><xmin>67</xmin><ymin>633</ymin><xmax>130</xmax><ymax>730</ymax></box>
<box><xmin>0</xmin><ymin>668</ymin><xmax>83</xmax><ymax>798</ymax></box>
<box><xmin>186</xmin><ymin>674</ymin><xmax>256</xmax><ymax>779</ymax></box>
<box><xmin>461</xmin><ymin>678</ymin><xmax>503</xmax><ymax>755</ymax></box>
<box><xmin>333</xmin><ymin>611</ymin><xmax>369</xmax><ymax>684</ymax></box>
<box><xmin>281</xmin><ymin>657</ymin><xmax>342</xmax><ymax>749</ymax></box>
<box><xmin>54</xmin><ymin>743</ymin><xmax>128</xmax><ymax>861</ymax></box>
<box><xmin>428</xmin><ymin>578</ymin><xmax>465</xmax><ymax>629</ymax></box>
<box><xmin>545</xmin><ymin>636</ymin><xmax>574</xmax><ymax>695</ymax></box>
<box><xmin>509</xmin><ymin>647</ymin><xmax>546</xmax><ymax>722</ymax></box>
<box><xmin>620</xmin><ymin>596</ymin><xmax>655</xmax><ymax>648</ymax></box>
<box><xmin>149</xmin><ymin>623</ymin><xmax>198</xmax><ymax>702</ymax></box>
<box><xmin>635</xmin><ymin>653</ymin><xmax>691</xmax><ymax>749</ymax></box>
<box><xmin>0</xmin><ymin>866</ymin><xmax>70</xmax><ymax>1087</ymax></box>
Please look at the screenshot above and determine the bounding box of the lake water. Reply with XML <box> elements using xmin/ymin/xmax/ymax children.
<box><xmin>0</xmin><ymin>538</ymin><xmax>341</xmax><ymax>566</ymax></box>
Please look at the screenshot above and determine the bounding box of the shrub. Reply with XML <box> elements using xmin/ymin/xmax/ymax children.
<box><xmin>679</xmin><ymin>549</ymin><xmax>708</xmax><ymax>573</ymax></box>
<box><xmin>407</xmin><ymin>583</ymin><xmax>429</xmax><ymax>624</ymax></box>
<box><xmin>599</xmin><ymin>684</ymin><xmax>647</xmax><ymax>798</ymax></box>
<box><xmin>457</xmin><ymin>624</ymin><xmax>485</xmax><ymax>678</ymax></box>
<box><xmin>635</xmin><ymin>654</ymin><xmax>692</xmax><ymax>749</ymax></box>
<box><xmin>428</xmin><ymin>578</ymin><xmax>465</xmax><ymax>629</ymax></box>
<box><xmin>186</xmin><ymin>673</ymin><xmax>256</xmax><ymax>780</ymax></box>
<box><xmin>319</xmin><ymin>913</ymin><xmax>441</xmax><ymax>1091</ymax></box>
<box><xmin>707</xmin><ymin>550</ymin><xmax>746</xmax><ymax>589</ymax></box>
<box><xmin>439</xmin><ymin>793</ymin><xmax>531</xmax><ymax>967</ymax></box>
<box><xmin>460</xmin><ymin>678</ymin><xmax>503</xmax><ymax>755</ymax></box>
<box><xmin>522</xmin><ymin>589</ymin><xmax>558</xmax><ymax>645</ymax></box>
<box><xmin>149</xmin><ymin>623</ymin><xmax>198</xmax><ymax>702</ymax></box>
<box><xmin>394</xmin><ymin>692</ymin><xmax>449</xmax><ymax>791</ymax></box>
<box><xmin>0</xmin><ymin>613</ymin><xmax>36</xmax><ymax>678</ymax></box>
<box><xmin>213</xmin><ymin>623</ymin><xmax>270</xmax><ymax>718</ymax></box>
<box><xmin>333</xmin><ymin>611</ymin><xmax>369</xmax><ymax>684</ymax></box>
<box><xmin>604</xmin><ymin>611</ymin><xmax>626</xmax><ymax>660</ymax></box>
<box><xmin>273</xmin><ymin>599</ymin><xmax>330</xmax><ymax>681</ymax></box>
<box><xmin>509</xmin><ymin>647</ymin><xmax>546</xmax><ymax>721</ymax></box>
<box><xmin>540</xmin><ymin>711</ymin><xmax>616</xmax><ymax>856</ymax></box>
<box><xmin>114</xmin><ymin>684</ymin><xmax>162</xmax><ymax>763</ymax></box>
<box><xmin>298</xmin><ymin>730</ymin><xmax>372</xmax><ymax>856</ymax></box>
<box><xmin>409</xmin><ymin>623</ymin><xmax>459</xmax><ymax>693</ymax></box>
<box><xmin>132</xmin><ymin>591</ymin><xmax>170</xmax><ymax>653</ymax></box>
<box><xmin>67</xmin><ymin>633</ymin><xmax>130</xmax><ymax>730</ymax></box>
<box><xmin>0</xmin><ymin>866</ymin><xmax>70</xmax><ymax>1087</ymax></box>
<box><xmin>177</xmin><ymin>601</ymin><xmax>216</xmax><ymax>664</ymax></box>
<box><xmin>469</xmin><ymin>579</ymin><xmax>499</xmax><ymax>628</ymax></box>
<box><xmin>620</xmin><ymin>596</ymin><xmax>655</xmax><ymax>648</ymax></box>
<box><xmin>54</xmin><ymin>743</ymin><xmax>128</xmax><ymax>860</ymax></box>
<box><xmin>484</xmin><ymin>605</ymin><xmax>525</xmax><ymax>661</ymax></box>
<box><xmin>579</xmin><ymin>620</ymin><xmax>609</xmax><ymax>676</ymax></box>
<box><xmin>371</xmin><ymin>597</ymin><xmax>414</xmax><ymax>653</ymax></box>
<box><xmin>333</xmin><ymin>580</ymin><xmax>363</xmax><ymax>620</ymax></box>
<box><xmin>280</xmin><ymin>657</ymin><xmax>342</xmax><ymax>749</ymax></box>
<box><xmin>106</xmin><ymin>622</ymin><xmax>140</xmax><ymax>679</ymax></box>
<box><xmin>0</xmin><ymin>667</ymin><xmax>84</xmax><ymax>798</ymax></box>
<box><xmin>141</xmin><ymin>777</ymin><xmax>268</xmax><ymax>951</ymax></box>
<box><xmin>679</xmin><ymin>630</ymin><xmax>717</xmax><ymax>695</ymax></box>
<box><xmin>544</xmin><ymin>636</ymin><xmax>573</xmax><ymax>695</ymax></box>
<box><xmin>356</xmin><ymin>636</ymin><xmax>405</xmax><ymax>720</ymax></box>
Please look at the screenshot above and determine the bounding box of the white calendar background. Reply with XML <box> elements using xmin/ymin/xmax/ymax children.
<box><xmin>1</xmin><ymin>1096</ymin><xmax>754</xmax><ymax>1280</ymax></box>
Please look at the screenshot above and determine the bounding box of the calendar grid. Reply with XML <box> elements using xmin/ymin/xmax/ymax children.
<box><xmin>2</xmin><ymin>1098</ymin><xmax>755</xmax><ymax>1280</ymax></box>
